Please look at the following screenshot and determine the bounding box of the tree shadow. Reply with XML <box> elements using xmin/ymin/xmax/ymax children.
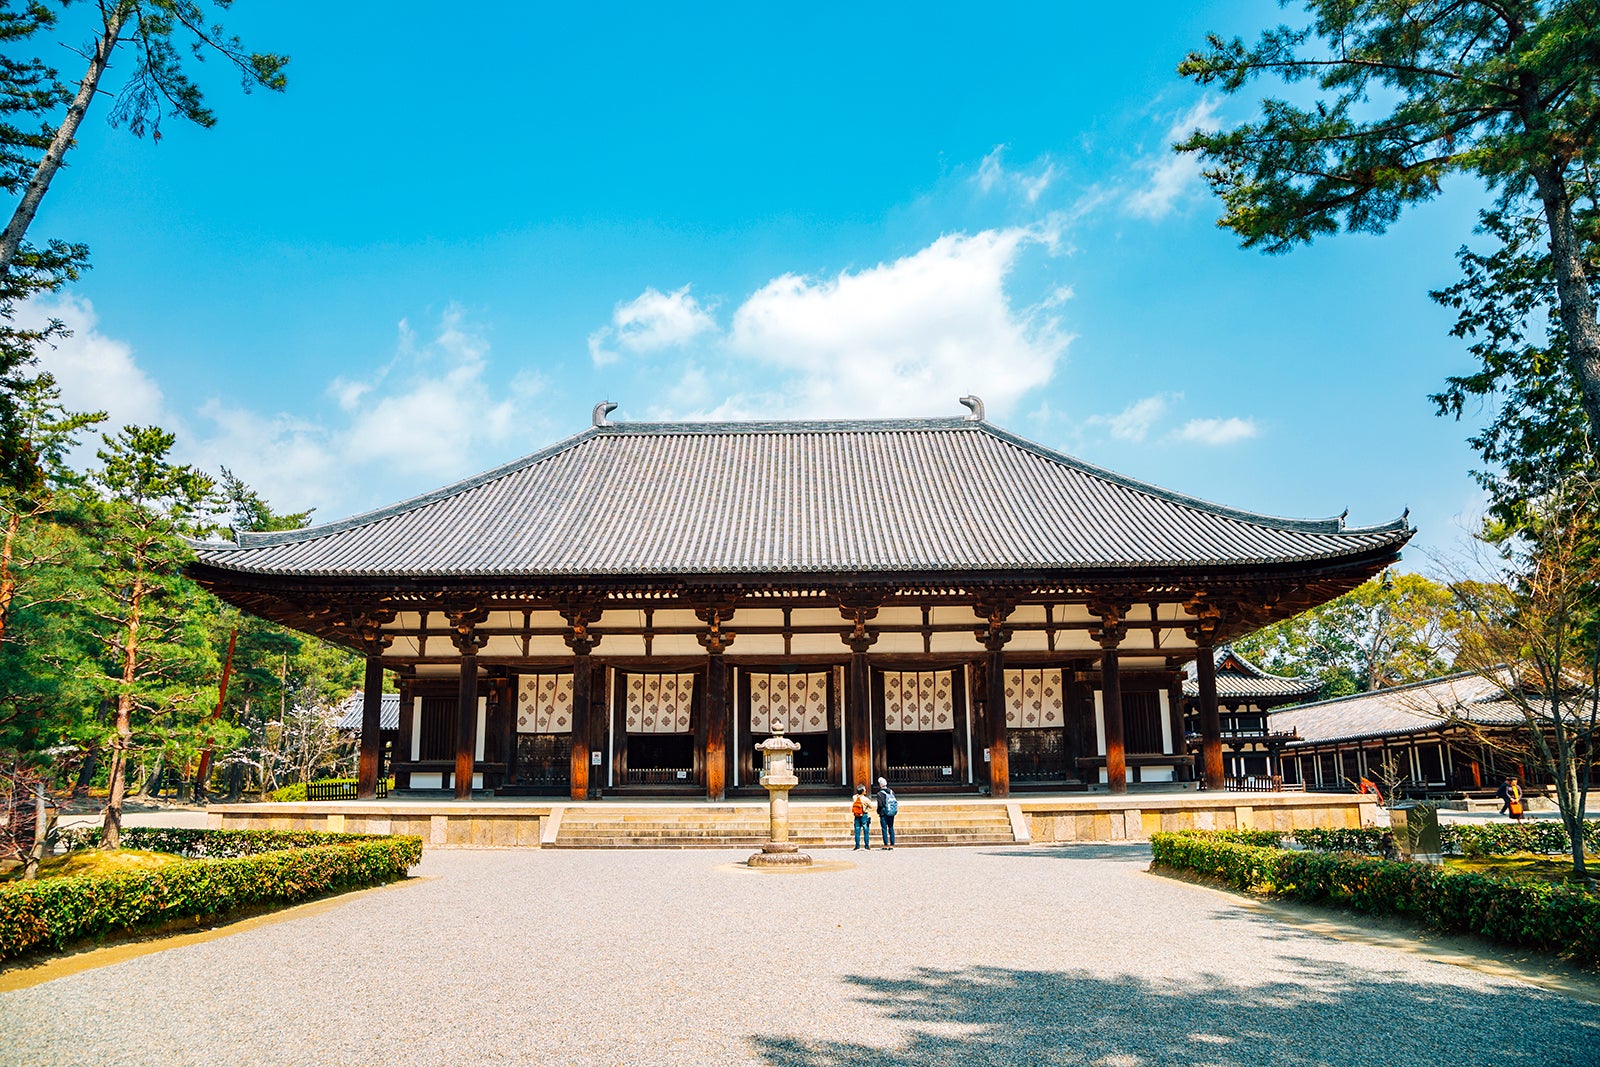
<box><xmin>750</xmin><ymin>961</ymin><xmax>1600</xmax><ymax>1067</ymax></box>
<box><xmin>981</xmin><ymin>843</ymin><xmax>1153</xmax><ymax>861</ymax></box>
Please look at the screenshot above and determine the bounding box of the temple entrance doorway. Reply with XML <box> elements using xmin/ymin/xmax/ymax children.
<box><xmin>615</xmin><ymin>671</ymin><xmax>700</xmax><ymax>788</ymax></box>
<box><xmin>505</xmin><ymin>672</ymin><xmax>572</xmax><ymax>795</ymax></box>
<box><xmin>740</xmin><ymin>669</ymin><xmax>839</xmax><ymax>788</ymax></box>
<box><xmin>1005</xmin><ymin>668</ymin><xmax>1073</xmax><ymax>785</ymax></box>
<box><xmin>878</xmin><ymin>669</ymin><xmax>968</xmax><ymax>787</ymax></box>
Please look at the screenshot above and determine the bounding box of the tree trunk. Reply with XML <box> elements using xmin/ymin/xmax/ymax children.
<box><xmin>0</xmin><ymin>8</ymin><xmax>128</xmax><ymax>278</ymax></box>
<box><xmin>72</xmin><ymin>745</ymin><xmax>98</xmax><ymax>799</ymax></box>
<box><xmin>0</xmin><ymin>509</ymin><xmax>19</xmax><ymax>645</ymax></box>
<box><xmin>101</xmin><ymin>574</ymin><xmax>142</xmax><ymax>849</ymax></box>
<box><xmin>1531</xmin><ymin>164</ymin><xmax>1600</xmax><ymax>447</ymax></box>
<box><xmin>138</xmin><ymin>751</ymin><xmax>164</xmax><ymax>796</ymax></box>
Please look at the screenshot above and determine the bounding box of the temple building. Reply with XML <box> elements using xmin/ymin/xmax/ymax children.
<box><xmin>189</xmin><ymin>400</ymin><xmax>1411</xmax><ymax>802</ymax></box>
<box><xmin>1180</xmin><ymin>647</ymin><xmax>1317</xmax><ymax>785</ymax></box>
<box><xmin>1272</xmin><ymin>670</ymin><xmax>1538</xmax><ymax>795</ymax></box>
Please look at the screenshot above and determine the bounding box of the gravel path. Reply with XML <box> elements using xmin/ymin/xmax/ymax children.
<box><xmin>3</xmin><ymin>845</ymin><xmax>1597</xmax><ymax>1066</ymax></box>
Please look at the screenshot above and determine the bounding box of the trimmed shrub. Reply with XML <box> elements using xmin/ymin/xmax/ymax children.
<box><xmin>1151</xmin><ymin>831</ymin><xmax>1600</xmax><ymax>967</ymax></box>
<box><xmin>266</xmin><ymin>782</ymin><xmax>309</xmax><ymax>803</ymax></box>
<box><xmin>1289</xmin><ymin>821</ymin><xmax>1600</xmax><ymax>858</ymax></box>
<box><xmin>0</xmin><ymin>830</ymin><xmax>422</xmax><ymax>962</ymax></box>
<box><xmin>1291</xmin><ymin>826</ymin><xmax>1389</xmax><ymax>856</ymax></box>
<box><xmin>1173</xmin><ymin>827</ymin><xmax>1286</xmax><ymax>849</ymax></box>
<box><xmin>1445</xmin><ymin>821</ymin><xmax>1600</xmax><ymax>859</ymax></box>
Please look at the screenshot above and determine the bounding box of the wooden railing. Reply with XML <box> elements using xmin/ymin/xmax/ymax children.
<box><xmin>1224</xmin><ymin>775</ymin><xmax>1299</xmax><ymax>793</ymax></box>
<box><xmin>623</xmin><ymin>766</ymin><xmax>695</xmax><ymax>785</ymax></box>
<box><xmin>887</xmin><ymin>764</ymin><xmax>957</xmax><ymax>784</ymax></box>
<box><xmin>306</xmin><ymin>778</ymin><xmax>388</xmax><ymax>800</ymax></box>
<box><xmin>794</xmin><ymin>766</ymin><xmax>833</xmax><ymax>785</ymax></box>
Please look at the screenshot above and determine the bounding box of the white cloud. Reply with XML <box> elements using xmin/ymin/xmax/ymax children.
<box><xmin>1175</xmin><ymin>416</ymin><xmax>1258</xmax><ymax>446</ymax></box>
<box><xmin>588</xmin><ymin>285</ymin><xmax>716</xmax><ymax>366</ymax></box>
<box><xmin>974</xmin><ymin>145</ymin><xmax>1057</xmax><ymax>205</ymax></box>
<box><xmin>22</xmin><ymin>293</ymin><xmax>171</xmax><ymax>435</ymax></box>
<box><xmin>1125</xmin><ymin>98</ymin><xmax>1221</xmax><ymax>220</ymax></box>
<box><xmin>1094</xmin><ymin>394</ymin><xmax>1175</xmax><ymax>442</ymax></box>
<box><xmin>723</xmin><ymin>227</ymin><xmax>1069</xmax><ymax>418</ymax></box>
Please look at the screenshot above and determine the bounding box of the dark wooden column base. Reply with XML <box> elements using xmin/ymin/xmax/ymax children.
<box><xmin>1197</xmin><ymin>643</ymin><xmax>1225</xmax><ymax>789</ymax></box>
<box><xmin>455</xmin><ymin>652</ymin><xmax>478</xmax><ymax>801</ymax></box>
<box><xmin>357</xmin><ymin>655</ymin><xmax>384</xmax><ymax>799</ymax></box>
<box><xmin>986</xmin><ymin>648</ymin><xmax>1010</xmax><ymax>798</ymax></box>
<box><xmin>1103</xmin><ymin>648</ymin><xmax>1127</xmax><ymax>795</ymax></box>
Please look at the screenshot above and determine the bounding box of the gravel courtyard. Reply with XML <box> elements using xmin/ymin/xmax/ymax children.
<box><xmin>3</xmin><ymin>844</ymin><xmax>1597</xmax><ymax>1066</ymax></box>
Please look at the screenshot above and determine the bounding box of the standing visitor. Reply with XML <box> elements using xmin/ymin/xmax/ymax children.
<box><xmin>1506</xmin><ymin>777</ymin><xmax>1524</xmax><ymax>822</ymax></box>
<box><xmin>851</xmin><ymin>785</ymin><xmax>873</xmax><ymax>850</ymax></box>
<box><xmin>876</xmin><ymin>776</ymin><xmax>898</xmax><ymax>849</ymax></box>
<box><xmin>1497</xmin><ymin>777</ymin><xmax>1513</xmax><ymax>815</ymax></box>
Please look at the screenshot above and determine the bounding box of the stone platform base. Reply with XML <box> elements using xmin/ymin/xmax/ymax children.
<box><xmin>1019</xmin><ymin>792</ymin><xmax>1378</xmax><ymax>844</ymax></box>
<box><xmin>210</xmin><ymin>792</ymin><xmax>1376</xmax><ymax>849</ymax></box>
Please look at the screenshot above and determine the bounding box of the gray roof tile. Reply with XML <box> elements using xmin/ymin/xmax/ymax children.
<box><xmin>192</xmin><ymin>418</ymin><xmax>1411</xmax><ymax>579</ymax></box>
<box><xmin>1273</xmin><ymin>671</ymin><xmax>1527</xmax><ymax>746</ymax></box>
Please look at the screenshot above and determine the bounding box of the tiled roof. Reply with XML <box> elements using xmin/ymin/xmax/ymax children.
<box><xmin>1273</xmin><ymin>671</ymin><xmax>1526</xmax><ymax>746</ymax></box>
<box><xmin>1181</xmin><ymin>646</ymin><xmax>1319</xmax><ymax>700</ymax></box>
<box><xmin>334</xmin><ymin>692</ymin><xmax>400</xmax><ymax>731</ymax></box>
<box><xmin>191</xmin><ymin>417</ymin><xmax>1411</xmax><ymax>579</ymax></box>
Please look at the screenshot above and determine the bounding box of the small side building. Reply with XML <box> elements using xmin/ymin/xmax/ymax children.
<box><xmin>1270</xmin><ymin>670</ymin><xmax>1538</xmax><ymax>796</ymax></box>
<box><xmin>1180</xmin><ymin>646</ymin><xmax>1315</xmax><ymax>784</ymax></box>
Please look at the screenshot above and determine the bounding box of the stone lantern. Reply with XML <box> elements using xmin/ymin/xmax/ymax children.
<box><xmin>747</xmin><ymin>729</ymin><xmax>812</xmax><ymax>868</ymax></box>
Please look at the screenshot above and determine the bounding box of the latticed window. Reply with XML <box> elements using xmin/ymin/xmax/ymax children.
<box><xmin>1122</xmin><ymin>692</ymin><xmax>1164</xmax><ymax>754</ymax></box>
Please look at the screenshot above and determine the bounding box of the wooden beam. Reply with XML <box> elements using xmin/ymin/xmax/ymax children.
<box><xmin>848</xmin><ymin>651</ymin><xmax>871</xmax><ymax>788</ymax></box>
<box><xmin>357</xmin><ymin>655</ymin><xmax>384</xmax><ymax>799</ymax></box>
<box><xmin>704</xmin><ymin>653</ymin><xmax>728</xmax><ymax>801</ymax></box>
<box><xmin>569</xmin><ymin>654</ymin><xmax>591</xmax><ymax>801</ymax></box>
<box><xmin>1102</xmin><ymin>648</ymin><xmax>1126</xmax><ymax>794</ymax></box>
<box><xmin>986</xmin><ymin>648</ymin><xmax>1010</xmax><ymax>798</ymax></box>
<box><xmin>454</xmin><ymin>650</ymin><xmax>478</xmax><ymax>800</ymax></box>
<box><xmin>1196</xmin><ymin>642</ymin><xmax>1224</xmax><ymax>790</ymax></box>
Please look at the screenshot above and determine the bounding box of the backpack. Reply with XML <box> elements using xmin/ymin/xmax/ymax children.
<box><xmin>852</xmin><ymin>795</ymin><xmax>866</xmax><ymax>817</ymax></box>
<box><xmin>881</xmin><ymin>790</ymin><xmax>898</xmax><ymax>816</ymax></box>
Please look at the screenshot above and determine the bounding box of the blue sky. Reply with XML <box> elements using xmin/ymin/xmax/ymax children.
<box><xmin>24</xmin><ymin>1</ymin><xmax>1491</xmax><ymax>566</ymax></box>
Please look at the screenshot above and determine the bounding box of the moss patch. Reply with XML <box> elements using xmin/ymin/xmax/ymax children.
<box><xmin>2</xmin><ymin>849</ymin><xmax>183</xmax><ymax>883</ymax></box>
<box><xmin>1444</xmin><ymin>853</ymin><xmax>1596</xmax><ymax>890</ymax></box>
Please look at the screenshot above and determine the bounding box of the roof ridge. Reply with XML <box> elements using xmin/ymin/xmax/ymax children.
<box><xmin>187</xmin><ymin>413</ymin><xmax>1412</xmax><ymax>558</ymax></box>
<box><xmin>1268</xmin><ymin>668</ymin><xmax>1493</xmax><ymax>716</ymax></box>
<box><xmin>191</xmin><ymin>425</ymin><xmax>604</xmax><ymax>551</ymax></box>
<box><xmin>974</xmin><ymin>422</ymin><xmax>1409</xmax><ymax>536</ymax></box>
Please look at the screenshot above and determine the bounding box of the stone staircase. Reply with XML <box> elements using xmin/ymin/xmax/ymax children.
<box><xmin>549</xmin><ymin>801</ymin><xmax>1020</xmax><ymax>849</ymax></box>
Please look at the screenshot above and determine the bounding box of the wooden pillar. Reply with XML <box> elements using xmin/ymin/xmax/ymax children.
<box><xmin>1090</xmin><ymin>600</ymin><xmax>1129</xmax><ymax>795</ymax></box>
<box><xmin>848</xmin><ymin>651</ymin><xmax>872</xmax><ymax>788</ymax></box>
<box><xmin>705</xmin><ymin>653</ymin><xmax>727</xmax><ymax>801</ymax></box>
<box><xmin>569</xmin><ymin>653</ymin><xmax>591</xmax><ymax>801</ymax></box>
<box><xmin>1102</xmin><ymin>648</ymin><xmax>1127</xmax><ymax>794</ymax></box>
<box><xmin>394</xmin><ymin>676</ymin><xmax>414</xmax><ymax>790</ymax></box>
<box><xmin>986</xmin><ymin>646</ymin><xmax>1010</xmax><ymax>798</ymax></box>
<box><xmin>357</xmin><ymin>655</ymin><xmax>384</xmax><ymax>799</ymax></box>
<box><xmin>454</xmin><ymin>650</ymin><xmax>478</xmax><ymax>800</ymax></box>
<box><xmin>446</xmin><ymin>609</ymin><xmax>488</xmax><ymax>801</ymax></box>
<box><xmin>1196</xmin><ymin>643</ymin><xmax>1225</xmax><ymax>790</ymax></box>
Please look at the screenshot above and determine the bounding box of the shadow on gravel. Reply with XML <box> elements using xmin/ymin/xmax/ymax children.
<box><xmin>750</xmin><ymin>961</ymin><xmax>1600</xmax><ymax>1067</ymax></box>
<box><xmin>980</xmin><ymin>843</ymin><xmax>1154</xmax><ymax>861</ymax></box>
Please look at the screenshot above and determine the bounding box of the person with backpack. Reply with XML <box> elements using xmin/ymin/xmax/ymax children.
<box><xmin>851</xmin><ymin>785</ymin><xmax>873</xmax><ymax>849</ymax></box>
<box><xmin>876</xmin><ymin>776</ymin><xmax>898</xmax><ymax>849</ymax></box>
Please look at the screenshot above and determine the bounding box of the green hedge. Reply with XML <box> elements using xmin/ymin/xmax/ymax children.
<box><xmin>0</xmin><ymin>830</ymin><xmax>422</xmax><ymax>962</ymax></box>
<box><xmin>1290</xmin><ymin>821</ymin><xmax>1600</xmax><ymax>858</ymax></box>
<box><xmin>1151</xmin><ymin>831</ymin><xmax>1600</xmax><ymax>967</ymax></box>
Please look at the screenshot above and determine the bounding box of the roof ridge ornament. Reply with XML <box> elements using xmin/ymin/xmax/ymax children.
<box><xmin>593</xmin><ymin>400</ymin><xmax>618</xmax><ymax>427</ymax></box>
<box><xmin>958</xmin><ymin>395</ymin><xmax>984</xmax><ymax>421</ymax></box>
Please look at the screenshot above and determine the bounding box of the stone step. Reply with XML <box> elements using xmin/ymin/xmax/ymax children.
<box><xmin>549</xmin><ymin>802</ymin><xmax>1017</xmax><ymax>847</ymax></box>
